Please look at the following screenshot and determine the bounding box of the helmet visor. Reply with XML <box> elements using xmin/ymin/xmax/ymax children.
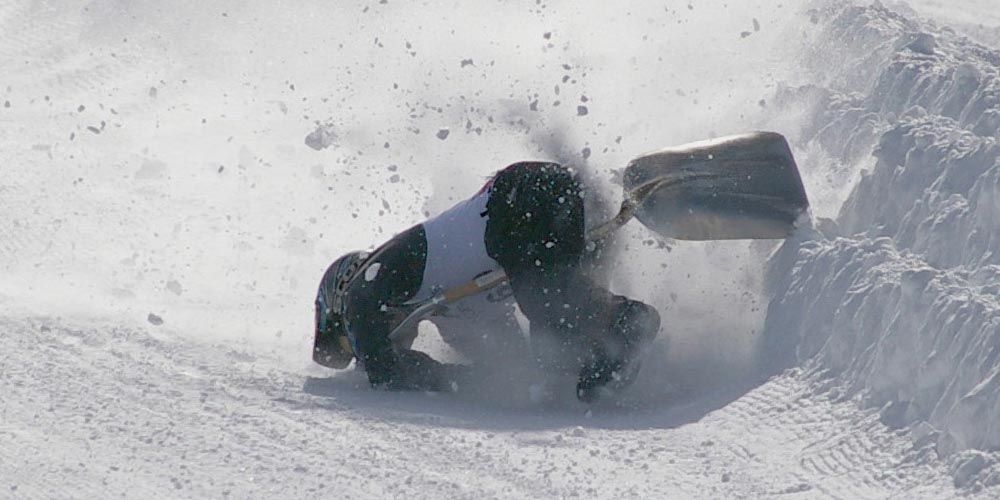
<box><xmin>314</xmin><ymin>300</ymin><xmax>356</xmax><ymax>369</ymax></box>
<box><xmin>313</xmin><ymin>327</ymin><xmax>355</xmax><ymax>369</ymax></box>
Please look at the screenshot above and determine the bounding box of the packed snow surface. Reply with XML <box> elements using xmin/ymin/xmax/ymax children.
<box><xmin>2</xmin><ymin>0</ymin><xmax>1000</xmax><ymax>498</ymax></box>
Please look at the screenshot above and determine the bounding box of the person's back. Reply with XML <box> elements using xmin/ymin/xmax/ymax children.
<box><xmin>411</xmin><ymin>178</ymin><xmax>499</xmax><ymax>303</ymax></box>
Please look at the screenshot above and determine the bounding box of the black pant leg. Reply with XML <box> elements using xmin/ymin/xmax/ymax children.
<box><xmin>485</xmin><ymin>162</ymin><xmax>609</xmax><ymax>367</ymax></box>
<box><xmin>485</xmin><ymin>161</ymin><xmax>660</xmax><ymax>384</ymax></box>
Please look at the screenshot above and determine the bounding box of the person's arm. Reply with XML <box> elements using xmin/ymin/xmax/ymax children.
<box><xmin>353</xmin><ymin>316</ymin><xmax>468</xmax><ymax>392</ymax></box>
<box><xmin>390</xmin><ymin>348</ymin><xmax>466</xmax><ymax>392</ymax></box>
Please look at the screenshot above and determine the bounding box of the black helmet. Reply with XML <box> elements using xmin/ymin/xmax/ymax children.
<box><xmin>313</xmin><ymin>251</ymin><xmax>369</xmax><ymax>368</ymax></box>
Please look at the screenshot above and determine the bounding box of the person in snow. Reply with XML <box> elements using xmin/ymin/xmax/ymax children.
<box><xmin>312</xmin><ymin>161</ymin><xmax>660</xmax><ymax>402</ymax></box>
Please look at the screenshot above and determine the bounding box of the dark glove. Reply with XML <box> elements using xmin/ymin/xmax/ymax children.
<box><xmin>392</xmin><ymin>349</ymin><xmax>473</xmax><ymax>393</ymax></box>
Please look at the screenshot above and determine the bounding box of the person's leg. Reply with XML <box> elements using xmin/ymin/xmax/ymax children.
<box><xmin>485</xmin><ymin>162</ymin><xmax>660</xmax><ymax>400</ymax></box>
<box><xmin>574</xmin><ymin>296</ymin><xmax>660</xmax><ymax>402</ymax></box>
<box><xmin>509</xmin><ymin>266</ymin><xmax>659</xmax><ymax>401</ymax></box>
<box><xmin>484</xmin><ymin>160</ymin><xmax>589</xmax><ymax>364</ymax></box>
<box><xmin>501</xmin><ymin>263</ymin><xmax>607</xmax><ymax>371</ymax></box>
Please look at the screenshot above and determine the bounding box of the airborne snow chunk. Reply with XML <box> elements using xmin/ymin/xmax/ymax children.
<box><xmin>305</xmin><ymin>123</ymin><xmax>337</xmax><ymax>150</ymax></box>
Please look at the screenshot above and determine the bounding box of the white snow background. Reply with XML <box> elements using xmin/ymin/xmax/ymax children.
<box><xmin>2</xmin><ymin>0</ymin><xmax>1000</xmax><ymax>498</ymax></box>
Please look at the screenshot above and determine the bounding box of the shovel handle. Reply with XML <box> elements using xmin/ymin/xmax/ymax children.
<box><xmin>387</xmin><ymin>269</ymin><xmax>509</xmax><ymax>341</ymax></box>
<box><xmin>585</xmin><ymin>200</ymin><xmax>636</xmax><ymax>242</ymax></box>
<box><xmin>443</xmin><ymin>269</ymin><xmax>508</xmax><ymax>302</ymax></box>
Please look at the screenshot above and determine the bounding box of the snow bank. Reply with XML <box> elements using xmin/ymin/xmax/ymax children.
<box><xmin>763</xmin><ymin>1</ymin><xmax>1000</xmax><ymax>465</ymax></box>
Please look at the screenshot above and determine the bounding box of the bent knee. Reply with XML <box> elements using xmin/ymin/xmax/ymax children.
<box><xmin>617</xmin><ymin>299</ymin><xmax>660</xmax><ymax>347</ymax></box>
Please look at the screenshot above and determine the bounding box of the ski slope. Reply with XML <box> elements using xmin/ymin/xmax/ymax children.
<box><xmin>2</xmin><ymin>1</ymin><xmax>1000</xmax><ymax>498</ymax></box>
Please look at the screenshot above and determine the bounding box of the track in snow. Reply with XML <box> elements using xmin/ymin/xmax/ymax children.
<box><xmin>0</xmin><ymin>315</ymin><xmax>974</xmax><ymax>499</ymax></box>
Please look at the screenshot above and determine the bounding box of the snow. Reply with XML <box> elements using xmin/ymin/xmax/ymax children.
<box><xmin>2</xmin><ymin>0</ymin><xmax>1000</xmax><ymax>498</ymax></box>
<box><xmin>0</xmin><ymin>316</ymin><xmax>974</xmax><ymax>499</ymax></box>
<box><xmin>762</xmin><ymin>2</ymin><xmax>1000</xmax><ymax>477</ymax></box>
<box><xmin>904</xmin><ymin>0</ymin><xmax>1000</xmax><ymax>46</ymax></box>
